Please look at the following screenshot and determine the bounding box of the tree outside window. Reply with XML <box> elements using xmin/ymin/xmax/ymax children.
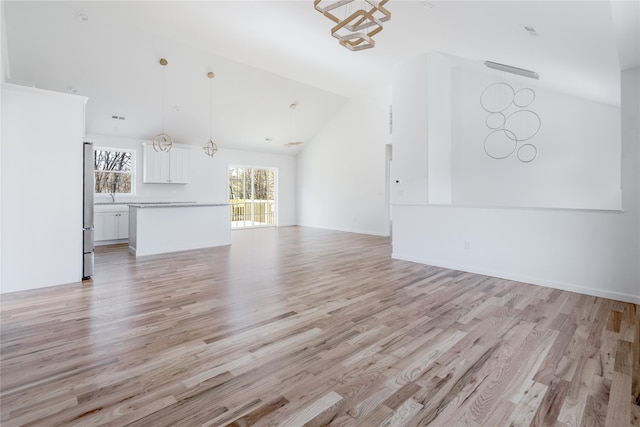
<box><xmin>229</xmin><ymin>166</ymin><xmax>276</xmax><ymax>228</ymax></box>
<box><xmin>94</xmin><ymin>148</ymin><xmax>134</xmax><ymax>194</ymax></box>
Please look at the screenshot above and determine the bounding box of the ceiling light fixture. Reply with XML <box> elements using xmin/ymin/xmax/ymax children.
<box><xmin>285</xmin><ymin>141</ymin><xmax>304</xmax><ymax>148</ymax></box>
<box><xmin>153</xmin><ymin>58</ymin><xmax>173</xmax><ymax>152</ymax></box>
<box><xmin>286</xmin><ymin>102</ymin><xmax>304</xmax><ymax>148</ymax></box>
<box><xmin>314</xmin><ymin>0</ymin><xmax>391</xmax><ymax>51</ymax></box>
<box><xmin>484</xmin><ymin>61</ymin><xmax>539</xmax><ymax>80</ymax></box>
<box><xmin>203</xmin><ymin>71</ymin><xmax>218</xmax><ymax>157</ymax></box>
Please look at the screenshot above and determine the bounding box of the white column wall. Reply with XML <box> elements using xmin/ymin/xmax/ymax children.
<box><xmin>1</xmin><ymin>84</ymin><xmax>87</xmax><ymax>293</ymax></box>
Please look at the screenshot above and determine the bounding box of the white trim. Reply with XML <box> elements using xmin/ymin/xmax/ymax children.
<box><xmin>298</xmin><ymin>223</ymin><xmax>390</xmax><ymax>237</ymax></box>
<box><xmin>95</xmin><ymin>239</ymin><xmax>127</xmax><ymax>246</ymax></box>
<box><xmin>391</xmin><ymin>252</ymin><xmax>640</xmax><ymax>305</ymax></box>
<box><xmin>391</xmin><ymin>202</ymin><xmax>625</xmax><ymax>214</ymax></box>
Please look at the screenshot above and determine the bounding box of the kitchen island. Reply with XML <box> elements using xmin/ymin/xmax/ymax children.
<box><xmin>128</xmin><ymin>203</ymin><xmax>231</xmax><ymax>257</ymax></box>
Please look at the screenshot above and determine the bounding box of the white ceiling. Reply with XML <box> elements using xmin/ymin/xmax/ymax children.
<box><xmin>3</xmin><ymin>1</ymin><xmax>637</xmax><ymax>155</ymax></box>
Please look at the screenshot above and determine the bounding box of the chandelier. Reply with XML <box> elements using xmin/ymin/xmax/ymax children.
<box><xmin>314</xmin><ymin>0</ymin><xmax>391</xmax><ymax>51</ymax></box>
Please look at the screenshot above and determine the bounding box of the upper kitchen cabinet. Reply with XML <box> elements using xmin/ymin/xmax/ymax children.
<box><xmin>142</xmin><ymin>142</ymin><xmax>191</xmax><ymax>184</ymax></box>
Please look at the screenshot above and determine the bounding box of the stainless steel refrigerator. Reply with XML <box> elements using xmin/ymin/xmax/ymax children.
<box><xmin>83</xmin><ymin>141</ymin><xmax>94</xmax><ymax>279</ymax></box>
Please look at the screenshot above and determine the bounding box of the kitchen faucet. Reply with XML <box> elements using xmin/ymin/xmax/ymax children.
<box><xmin>109</xmin><ymin>193</ymin><xmax>115</xmax><ymax>203</ymax></box>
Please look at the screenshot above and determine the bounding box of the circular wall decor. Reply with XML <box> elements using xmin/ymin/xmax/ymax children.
<box><xmin>480</xmin><ymin>82</ymin><xmax>515</xmax><ymax>113</ymax></box>
<box><xmin>513</xmin><ymin>87</ymin><xmax>536</xmax><ymax>107</ymax></box>
<box><xmin>485</xmin><ymin>112</ymin><xmax>506</xmax><ymax>130</ymax></box>
<box><xmin>484</xmin><ymin>129</ymin><xmax>518</xmax><ymax>160</ymax></box>
<box><xmin>517</xmin><ymin>144</ymin><xmax>538</xmax><ymax>163</ymax></box>
<box><xmin>504</xmin><ymin>109</ymin><xmax>541</xmax><ymax>142</ymax></box>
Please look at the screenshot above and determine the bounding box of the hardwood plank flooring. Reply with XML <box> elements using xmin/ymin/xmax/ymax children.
<box><xmin>1</xmin><ymin>226</ymin><xmax>638</xmax><ymax>426</ymax></box>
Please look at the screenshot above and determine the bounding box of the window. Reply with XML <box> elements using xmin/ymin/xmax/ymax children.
<box><xmin>94</xmin><ymin>147</ymin><xmax>134</xmax><ymax>194</ymax></box>
<box><xmin>229</xmin><ymin>166</ymin><xmax>276</xmax><ymax>228</ymax></box>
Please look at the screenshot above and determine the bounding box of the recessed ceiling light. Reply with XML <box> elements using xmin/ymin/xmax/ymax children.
<box><xmin>77</xmin><ymin>12</ymin><xmax>89</xmax><ymax>21</ymax></box>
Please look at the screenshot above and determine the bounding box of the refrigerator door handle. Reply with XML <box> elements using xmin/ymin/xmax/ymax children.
<box><xmin>83</xmin><ymin>141</ymin><xmax>95</xmax><ymax>280</ymax></box>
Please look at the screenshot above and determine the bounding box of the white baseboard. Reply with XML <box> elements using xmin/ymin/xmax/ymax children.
<box><xmin>298</xmin><ymin>223</ymin><xmax>390</xmax><ymax>237</ymax></box>
<box><xmin>95</xmin><ymin>239</ymin><xmax>127</xmax><ymax>246</ymax></box>
<box><xmin>392</xmin><ymin>252</ymin><xmax>640</xmax><ymax>305</ymax></box>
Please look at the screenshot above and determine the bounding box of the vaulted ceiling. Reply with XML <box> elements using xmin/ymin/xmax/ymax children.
<box><xmin>2</xmin><ymin>1</ymin><xmax>638</xmax><ymax>155</ymax></box>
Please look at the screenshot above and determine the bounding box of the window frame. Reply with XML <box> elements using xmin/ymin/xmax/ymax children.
<box><xmin>94</xmin><ymin>146</ymin><xmax>136</xmax><ymax>197</ymax></box>
<box><xmin>228</xmin><ymin>165</ymin><xmax>278</xmax><ymax>229</ymax></box>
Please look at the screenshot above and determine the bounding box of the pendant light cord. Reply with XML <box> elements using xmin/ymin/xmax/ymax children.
<box><xmin>162</xmin><ymin>65</ymin><xmax>166</xmax><ymax>134</ymax></box>
<box><xmin>210</xmin><ymin>76</ymin><xmax>213</xmax><ymax>139</ymax></box>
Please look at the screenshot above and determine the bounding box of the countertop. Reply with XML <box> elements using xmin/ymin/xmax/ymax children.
<box><xmin>128</xmin><ymin>203</ymin><xmax>229</xmax><ymax>208</ymax></box>
<box><xmin>95</xmin><ymin>201</ymin><xmax>197</xmax><ymax>206</ymax></box>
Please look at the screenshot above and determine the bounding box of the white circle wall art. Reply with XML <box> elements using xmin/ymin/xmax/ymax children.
<box><xmin>513</xmin><ymin>88</ymin><xmax>536</xmax><ymax>108</ymax></box>
<box><xmin>517</xmin><ymin>143</ymin><xmax>538</xmax><ymax>163</ymax></box>
<box><xmin>504</xmin><ymin>109</ymin><xmax>541</xmax><ymax>141</ymax></box>
<box><xmin>485</xmin><ymin>112</ymin><xmax>506</xmax><ymax>130</ymax></box>
<box><xmin>484</xmin><ymin>129</ymin><xmax>518</xmax><ymax>159</ymax></box>
<box><xmin>480</xmin><ymin>82</ymin><xmax>515</xmax><ymax>113</ymax></box>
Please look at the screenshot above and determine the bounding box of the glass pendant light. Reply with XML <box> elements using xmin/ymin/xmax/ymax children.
<box><xmin>153</xmin><ymin>58</ymin><xmax>173</xmax><ymax>152</ymax></box>
<box><xmin>203</xmin><ymin>71</ymin><xmax>219</xmax><ymax>157</ymax></box>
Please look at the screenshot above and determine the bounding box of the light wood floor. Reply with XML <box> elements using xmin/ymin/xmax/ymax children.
<box><xmin>1</xmin><ymin>227</ymin><xmax>638</xmax><ymax>426</ymax></box>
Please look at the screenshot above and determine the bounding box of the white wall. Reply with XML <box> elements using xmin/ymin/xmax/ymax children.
<box><xmin>87</xmin><ymin>133</ymin><xmax>297</xmax><ymax>226</ymax></box>
<box><xmin>427</xmin><ymin>54</ymin><xmax>453</xmax><ymax>204</ymax></box>
<box><xmin>426</xmin><ymin>52</ymin><xmax>622</xmax><ymax>210</ymax></box>
<box><xmin>456</xmin><ymin>63</ymin><xmax>620</xmax><ymax>210</ymax></box>
<box><xmin>0</xmin><ymin>2</ymin><xmax>5</xmax><ymax>292</ymax></box>
<box><xmin>1</xmin><ymin>84</ymin><xmax>87</xmax><ymax>293</ymax></box>
<box><xmin>296</xmin><ymin>86</ymin><xmax>392</xmax><ymax>236</ymax></box>
<box><xmin>392</xmin><ymin>57</ymin><xmax>639</xmax><ymax>304</ymax></box>
<box><xmin>1</xmin><ymin>2</ymin><xmax>7</xmax><ymax>84</ymax></box>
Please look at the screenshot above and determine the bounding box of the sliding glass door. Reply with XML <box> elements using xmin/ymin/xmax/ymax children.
<box><xmin>229</xmin><ymin>166</ymin><xmax>277</xmax><ymax>228</ymax></box>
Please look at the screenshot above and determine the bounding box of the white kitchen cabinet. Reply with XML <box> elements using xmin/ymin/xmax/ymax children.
<box><xmin>129</xmin><ymin>204</ymin><xmax>231</xmax><ymax>257</ymax></box>
<box><xmin>95</xmin><ymin>206</ymin><xmax>129</xmax><ymax>242</ymax></box>
<box><xmin>116</xmin><ymin>211</ymin><xmax>130</xmax><ymax>239</ymax></box>
<box><xmin>142</xmin><ymin>142</ymin><xmax>191</xmax><ymax>184</ymax></box>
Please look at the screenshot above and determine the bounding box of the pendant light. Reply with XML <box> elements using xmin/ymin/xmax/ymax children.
<box><xmin>153</xmin><ymin>58</ymin><xmax>173</xmax><ymax>152</ymax></box>
<box><xmin>314</xmin><ymin>0</ymin><xmax>391</xmax><ymax>51</ymax></box>
<box><xmin>203</xmin><ymin>71</ymin><xmax>219</xmax><ymax>157</ymax></box>
<box><xmin>285</xmin><ymin>102</ymin><xmax>304</xmax><ymax>148</ymax></box>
